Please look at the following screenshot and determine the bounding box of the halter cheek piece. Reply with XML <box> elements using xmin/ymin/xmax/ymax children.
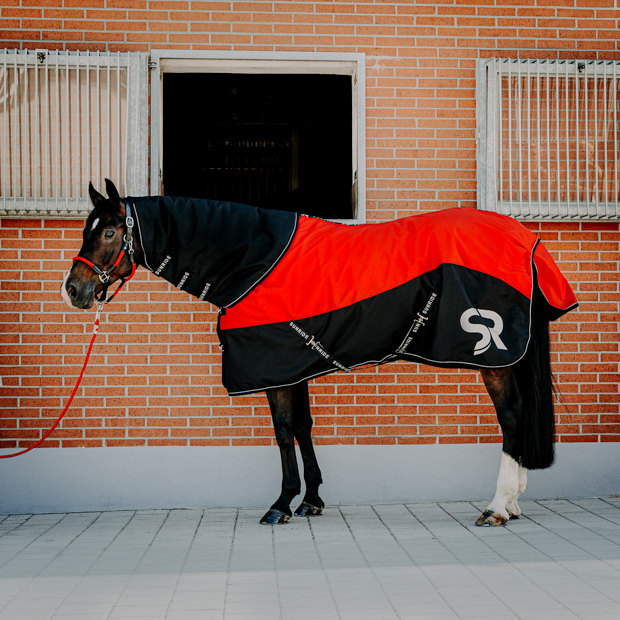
<box><xmin>73</xmin><ymin>202</ymin><xmax>137</xmax><ymax>305</ymax></box>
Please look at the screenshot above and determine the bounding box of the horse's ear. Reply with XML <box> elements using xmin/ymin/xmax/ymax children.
<box><xmin>89</xmin><ymin>182</ymin><xmax>107</xmax><ymax>209</ymax></box>
<box><xmin>105</xmin><ymin>178</ymin><xmax>120</xmax><ymax>207</ymax></box>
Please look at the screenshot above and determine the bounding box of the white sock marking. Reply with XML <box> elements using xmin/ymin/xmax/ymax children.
<box><xmin>486</xmin><ymin>452</ymin><xmax>519</xmax><ymax>519</ymax></box>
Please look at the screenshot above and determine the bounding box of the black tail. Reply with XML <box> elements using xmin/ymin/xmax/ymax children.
<box><xmin>513</xmin><ymin>288</ymin><xmax>556</xmax><ymax>470</ymax></box>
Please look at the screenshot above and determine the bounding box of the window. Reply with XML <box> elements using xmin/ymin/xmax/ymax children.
<box><xmin>150</xmin><ymin>51</ymin><xmax>366</xmax><ymax>223</ymax></box>
<box><xmin>0</xmin><ymin>50</ymin><xmax>148</xmax><ymax>217</ymax></box>
<box><xmin>477</xmin><ymin>58</ymin><xmax>620</xmax><ymax>219</ymax></box>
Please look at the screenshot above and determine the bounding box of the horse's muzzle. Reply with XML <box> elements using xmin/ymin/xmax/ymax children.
<box><xmin>61</xmin><ymin>272</ymin><xmax>95</xmax><ymax>310</ymax></box>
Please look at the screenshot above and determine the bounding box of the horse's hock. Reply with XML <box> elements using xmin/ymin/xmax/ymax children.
<box><xmin>0</xmin><ymin>8</ymin><xmax>619</xmax><ymax>517</ymax></box>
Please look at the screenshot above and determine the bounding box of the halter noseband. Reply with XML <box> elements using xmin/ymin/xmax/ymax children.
<box><xmin>73</xmin><ymin>202</ymin><xmax>137</xmax><ymax>304</ymax></box>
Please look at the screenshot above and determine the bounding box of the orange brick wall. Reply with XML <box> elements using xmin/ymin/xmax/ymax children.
<box><xmin>1</xmin><ymin>1</ymin><xmax>619</xmax><ymax>449</ymax></box>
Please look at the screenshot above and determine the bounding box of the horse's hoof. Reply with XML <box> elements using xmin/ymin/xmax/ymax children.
<box><xmin>260</xmin><ymin>509</ymin><xmax>291</xmax><ymax>525</ymax></box>
<box><xmin>475</xmin><ymin>510</ymin><xmax>508</xmax><ymax>527</ymax></box>
<box><xmin>295</xmin><ymin>502</ymin><xmax>324</xmax><ymax>516</ymax></box>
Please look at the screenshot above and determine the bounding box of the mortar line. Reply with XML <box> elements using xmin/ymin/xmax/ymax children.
<box><xmin>1</xmin><ymin>512</ymin><xmax>101</xmax><ymax>615</ymax></box>
<box><xmin>338</xmin><ymin>506</ymin><xmax>402</xmax><ymax>620</ymax></box>
<box><xmin>96</xmin><ymin>510</ymin><xmax>172</xmax><ymax>619</ymax></box>
<box><xmin>163</xmin><ymin>509</ymin><xmax>205</xmax><ymax>618</ymax></box>
<box><xmin>221</xmin><ymin>507</ymin><xmax>239</xmax><ymax>619</ymax></box>
<box><xmin>436</xmin><ymin>502</ymin><xmax>583</xmax><ymax>618</ymax></box>
<box><xmin>306</xmin><ymin>515</ymin><xmax>343</xmax><ymax>620</ymax></box>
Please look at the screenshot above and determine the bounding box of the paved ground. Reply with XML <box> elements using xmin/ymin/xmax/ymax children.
<box><xmin>1</xmin><ymin>499</ymin><xmax>620</xmax><ymax>620</ymax></box>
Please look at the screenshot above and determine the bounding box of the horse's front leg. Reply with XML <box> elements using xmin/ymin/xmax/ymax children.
<box><xmin>476</xmin><ymin>368</ymin><xmax>527</xmax><ymax>526</ymax></box>
<box><xmin>261</xmin><ymin>386</ymin><xmax>301</xmax><ymax>524</ymax></box>
<box><xmin>291</xmin><ymin>381</ymin><xmax>324</xmax><ymax>516</ymax></box>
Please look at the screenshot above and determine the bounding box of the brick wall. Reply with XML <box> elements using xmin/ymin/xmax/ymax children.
<box><xmin>1</xmin><ymin>1</ymin><xmax>619</xmax><ymax>449</ymax></box>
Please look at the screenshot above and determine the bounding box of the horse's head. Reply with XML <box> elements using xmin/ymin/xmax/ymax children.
<box><xmin>61</xmin><ymin>179</ymin><xmax>139</xmax><ymax>310</ymax></box>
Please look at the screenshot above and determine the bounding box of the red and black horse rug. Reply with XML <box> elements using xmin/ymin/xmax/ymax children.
<box><xmin>129</xmin><ymin>196</ymin><xmax>578</xmax><ymax>396</ymax></box>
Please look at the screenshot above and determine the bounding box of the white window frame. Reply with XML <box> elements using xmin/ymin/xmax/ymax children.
<box><xmin>0</xmin><ymin>49</ymin><xmax>148</xmax><ymax>218</ymax></box>
<box><xmin>477</xmin><ymin>58</ymin><xmax>620</xmax><ymax>220</ymax></box>
<box><xmin>150</xmin><ymin>50</ymin><xmax>366</xmax><ymax>223</ymax></box>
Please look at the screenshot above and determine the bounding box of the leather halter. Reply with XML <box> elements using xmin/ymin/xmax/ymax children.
<box><xmin>73</xmin><ymin>201</ymin><xmax>137</xmax><ymax>304</ymax></box>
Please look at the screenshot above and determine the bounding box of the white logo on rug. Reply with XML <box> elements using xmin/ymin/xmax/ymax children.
<box><xmin>460</xmin><ymin>308</ymin><xmax>507</xmax><ymax>355</ymax></box>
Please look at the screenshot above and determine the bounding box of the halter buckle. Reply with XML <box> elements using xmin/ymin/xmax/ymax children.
<box><xmin>98</xmin><ymin>272</ymin><xmax>111</xmax><ymax>284</ymax></box>
<box><xmin>126</xmin><ymin>216</ymin><xmax>134</xmax><ymax>228</ymax></box>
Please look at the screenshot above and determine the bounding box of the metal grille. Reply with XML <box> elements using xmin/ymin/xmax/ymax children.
<box><xmin>202</xmin><ymin>123</ymin><xmax>294</xmax><ymax>206</ymax></box>
<box><xmin>0</xmin><ymin>49</ymin><xmax>148</xmax><ymax>217</ymax></box>
<box><xmin>477</xmin><ymin>58</ymin><xmax>620</xmax><ymax>219</ymax></box>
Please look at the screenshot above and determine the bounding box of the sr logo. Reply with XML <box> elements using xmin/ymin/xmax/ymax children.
<box><xmin>460</xmin><ymin>308</ymin><xmax>508</xmax><ymax>355</ymax></box>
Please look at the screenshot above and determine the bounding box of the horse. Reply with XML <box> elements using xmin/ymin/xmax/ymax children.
<box><xmin>61</xmin><ymin>179</ymin><xmax>578</xmax><ymax>527</ymax></box>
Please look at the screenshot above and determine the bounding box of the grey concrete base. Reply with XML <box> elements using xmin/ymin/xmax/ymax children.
<box><xmin>1</xmin><ymin>443</ymin><xmax>619</xmax><ymax>514</ymax></box>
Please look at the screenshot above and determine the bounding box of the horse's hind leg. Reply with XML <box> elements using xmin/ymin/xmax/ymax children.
<box><xmin>476</xmin><ymin>368</ymin><xmax>527</xmax><ymax>527</ymax></box>
<box><xmin>261</xmin><ymin>386</ymin><xmax>301</xmax><ymax>524</ymax></box>
<box><xmin>291</xmin><ymin>381</ymin><xmax>324</xmax><ymax>516</ymax></box>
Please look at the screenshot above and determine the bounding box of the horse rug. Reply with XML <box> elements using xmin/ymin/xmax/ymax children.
<box><xmin>129</xmin><ymin>196</ymin><xmax>578</xmax><ymax>396</ymax></box>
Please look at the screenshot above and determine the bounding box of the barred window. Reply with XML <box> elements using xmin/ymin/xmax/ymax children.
<box><xmin>477</xmin><ymin>58</ymin><xmax>620</xmax><ymax>219</ymax></box>
<box><xmin>0</xmin><ymin>50</ymin><xmax>148</xmax><ymax>217</ymax></box>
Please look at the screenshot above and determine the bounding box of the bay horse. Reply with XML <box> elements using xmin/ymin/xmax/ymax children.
<box><xmin>61</xmin><ymin>180</ymin><xmax>577</xmax><ymax>527</ymax></box>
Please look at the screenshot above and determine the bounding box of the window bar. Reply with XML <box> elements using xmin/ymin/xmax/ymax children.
<box><xmin>526</xmin><ymin>60</ymin><xmax>532</xmax><ymax>217</ymax></box>
<box><xmin>116</xmin><ymin>51</ymin><xmax>120</xmax><ymax>194</ymax></box>
<box><xmin>34</xmin><ymin>53</ymin><xmax>39</xmax><ymax>213</ymax></box>
<box><xmin>554</xmin><ymin>60</ymin><xmax>568</xmax><ymax>217</ymax></box>
<box><xmin>593</xmin><ymin>61</ymin><xmax>598</xmax><ymax>217</ymax></box>
<box><xmin>614</xmin><ymin>62</ymin><xmax>618</xmax><ymax>217</ymax></box>
<box><xmin>96</xmin><ymin>51</ymin><xmax>100</xmax><ymax>193</ymax></box>
<box><xmin>517</xmin><ymin>61</ymin><xmax>523</xmax><ymax>214</ymax></box>
<box><xmin>23</xmin><ymin>54</ymin><xmax>28</xmax><ymax>204</ymax></box>
<box><xmin>604</xmin><ymin>61</ymin><xmax>608</xmax><ymax>218</ymax></box>
<box><xmin>44</xmin><ymin>53</ymin><xmax>49</xmax><ymax>214</ymax></box>
<box><xmin>2</xmin><ymin>53</ymin><xmax>7</xmax><ymax>212</ymax></box>
<box><xmin>545</xmin><ymin>60</ymin><xmax>551</xmax><ymax>217</ymax></box>
<box><xmin>508</xmin><ymin>60</ymin><xmax>513</xmax><ymax>215</ymax></box>
<box><xmin>13</xmin><ymin>53</ymin><xmax>18</xmax><ymax>210</ymax></box>
<box><xmin>555</xmin><ymin>60</ymin><xmax>560</xmax><ymax>218</ymax></box>
<box><xmin>498</xmin><ymin>60</ymin><xmax>503</xmax><ymax>213</ymax></box>
<box><xmin>86</xmin><ymin>52</ymin><xmax>90</xmax><ymax>206</ymax></box>
<box><xmin>134</xmin><ymin>52</ymin><xmax>140</xmax><ymax>194</ymax></box>
<box><xmin>575</xmin><ymin>61</ymin><xmax>580</xmax><ymax>218</ymax></box>
<box><xmin>124</xmin><ymin>55</ymin><xmax>129</xmax><ymax>196</ymax></box>
<box><xmin>55</xmin><ymin>54</ymin><xmax>60</xmax><ymax>213</ymax></box>
<box><xmin>65</xmin><ymin>53</ymin><xmax>70</xmax><ymax>213</ymax></box>
<box><xmin>536</xmin><ymin>61</ymin><xmax>542</xmax><ymax>218</ymax></box>
<box><xmin>562</xmin><ymin>60</ymin><xmax>568</xmax><ymax>217</ymax></box>
<box><xmin>585</xmin><ymin>61</ymin><xmax>590</xmax><ymax>217</ymax></box>
<box><xmin>76</xmin><ymin>53</ymin><xmax>80</xmax><ymax>209</ymax></box>
<box><xmin>107</xmin><ymin>51</ymin><xmax>111</xmax><ymax>184</ymax></box>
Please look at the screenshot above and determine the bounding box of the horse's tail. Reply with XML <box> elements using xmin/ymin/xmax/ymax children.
<box><xmin>513</xmin><ymin>287</ymin><xmax>556</xmax><ymax>470</ymax></box>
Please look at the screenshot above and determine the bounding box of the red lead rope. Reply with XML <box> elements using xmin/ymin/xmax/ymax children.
<box><xmin>0</xmin><ymin>309</ymin><xmax>103</xmax><ymax>459</ymax></box>
<box><xmin>1</xmin><ymin>204</ymin><xmax>138</xmax><ymax>459</ymax></box>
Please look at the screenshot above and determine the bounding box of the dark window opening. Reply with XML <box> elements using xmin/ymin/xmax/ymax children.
<box><xmin>163</xmin><ymin>73</ymin><xmax>354</xmax><ymax>219</ymax></box>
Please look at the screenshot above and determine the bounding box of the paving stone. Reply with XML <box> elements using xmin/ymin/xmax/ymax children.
<box><xmin>0</xmin><ymin>500</ymin><xmax>617</xmax><ymax>619</ymax></box>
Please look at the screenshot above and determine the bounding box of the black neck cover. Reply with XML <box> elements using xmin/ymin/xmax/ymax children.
<box><xmin>128</xmin><ymin>196</ymin><xmax>298</xmax><ymax>308</ymax></box>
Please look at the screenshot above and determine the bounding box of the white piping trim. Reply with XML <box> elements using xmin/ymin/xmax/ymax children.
<box><xmin>534</xmin><ymin>243</ymin><xmax>580</xmax><ymax>312</ymax></box>
<box><xmin>224</xmin><ymin>213</ymin><xmax>300</xmax><ymax>308</ymax></box>
<box><xmin>131</xmin><ymin>200</ymin><xmax>153</xmax><ymax>271</ymax></box>
<box><xmin>226</xmin><ymin>242</ymin><xmax>554</xmax><ymax>395</ymax></box>
<box><xmin>227</xmin><ymin>352</ymin><xmax>396</xmax><ymax>396</ymax></box>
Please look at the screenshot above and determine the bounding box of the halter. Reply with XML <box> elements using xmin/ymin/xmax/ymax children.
<box><xmin>73</xmin><ymin>201</ymin><xmax>137</xmax><ymax>306</ymax></box>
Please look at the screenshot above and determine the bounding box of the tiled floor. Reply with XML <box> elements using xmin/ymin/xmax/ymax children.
<box><xmin>1</xmin><ymin>498</ymin><xmax>619</xmax><ymax>619</ymax></box>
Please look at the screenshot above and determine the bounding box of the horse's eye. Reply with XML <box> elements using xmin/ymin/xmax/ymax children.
<box><xmin>104</xmin><ymin>230</ymin><xmax>115</xmax><ymax>239</ymax></box>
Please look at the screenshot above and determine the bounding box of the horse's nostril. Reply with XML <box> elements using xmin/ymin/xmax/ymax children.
<box><xmin>68</xmin><ymin>285</ymin><xmax>77</xmax><ymax>299</ymax></box>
